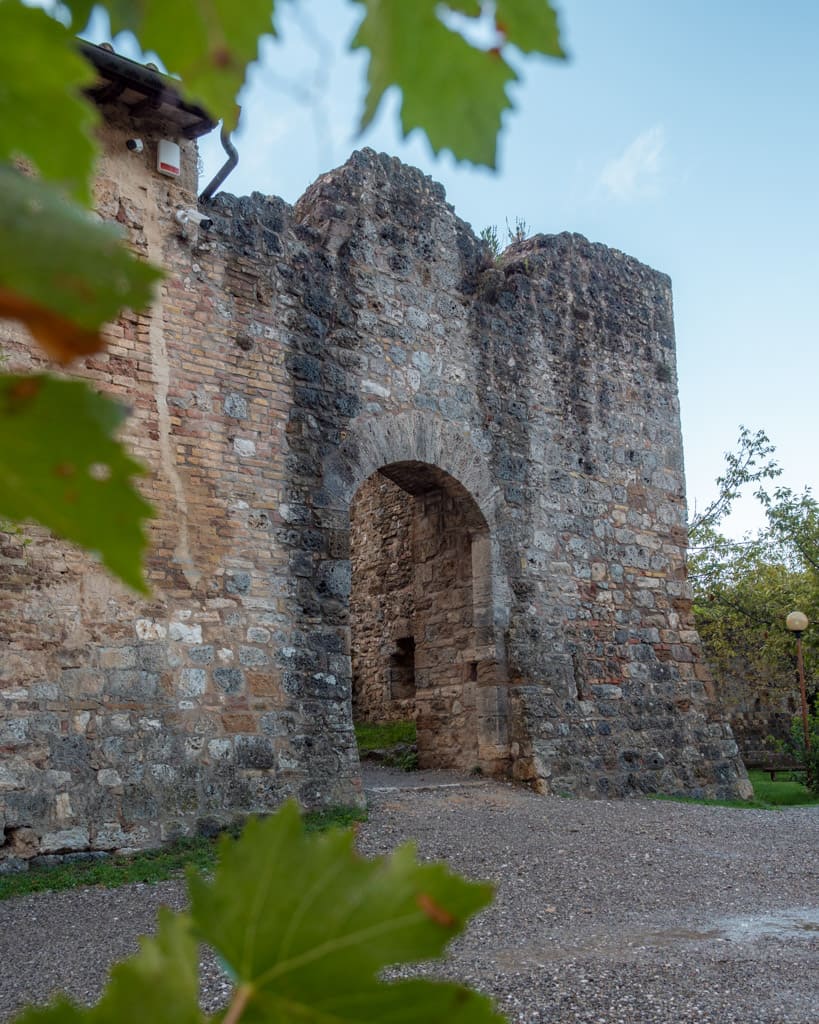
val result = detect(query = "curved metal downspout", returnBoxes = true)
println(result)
[199,128,238,203]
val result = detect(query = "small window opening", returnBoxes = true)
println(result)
[389,637,416,699]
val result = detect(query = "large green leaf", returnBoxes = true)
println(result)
[0,374,153,592]
[68,0,276,128]
[0,2,99,204]
[189,802,501,1022]
[351,0,565,168]
[352,0,515,169]
[0,168,162,361]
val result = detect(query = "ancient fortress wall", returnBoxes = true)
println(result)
[0,89,751,866]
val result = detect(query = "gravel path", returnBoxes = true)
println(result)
[0,767,816,1023]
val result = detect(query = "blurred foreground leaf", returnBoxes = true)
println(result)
[0,169,162,363]
[0,2,98,204]
[352,0,565,168]
[0,374,153,592]
[188,802,502,1022]
[11,804,502,1024]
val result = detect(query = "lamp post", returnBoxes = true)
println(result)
[785,612,812,778]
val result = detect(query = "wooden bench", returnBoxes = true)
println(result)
[744,760,805,781]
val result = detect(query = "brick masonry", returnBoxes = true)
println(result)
[0,93,752,866]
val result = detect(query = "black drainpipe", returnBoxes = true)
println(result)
[199,128,238,203]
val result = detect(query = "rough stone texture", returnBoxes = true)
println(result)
[0,92,751,862]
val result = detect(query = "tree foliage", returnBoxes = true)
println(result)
[689,427,819,710]
[0,0,565,590]
[13,804,502,1024]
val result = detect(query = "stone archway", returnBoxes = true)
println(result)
[318,412,513,777]
[349,462,503,771]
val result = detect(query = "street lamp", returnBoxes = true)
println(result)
[785,611,812,779]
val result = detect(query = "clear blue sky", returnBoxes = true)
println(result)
[96,1,819,538]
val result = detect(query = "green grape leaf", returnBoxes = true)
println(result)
[495,0,565,56]
[189,802,500,1022]
[0,374,154,593]
[351,0,566,168]
[352,0,516,169]
[0,169,162,362]
[68,1,276,129]
[0,2,99,204]
[14,1001,88,1024]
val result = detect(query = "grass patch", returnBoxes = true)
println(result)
[747,770,819,807]
[303,805,368,833]
[0,805,367,901]
[650,770,819,811]
[354,719,416,753]
[0,836,217,901]
[355,720,418,771]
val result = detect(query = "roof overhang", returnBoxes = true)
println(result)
[79,41,217,139]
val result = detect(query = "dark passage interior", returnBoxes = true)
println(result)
[349,462,496,770]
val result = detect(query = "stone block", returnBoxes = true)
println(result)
[225,573,251,595]
[239,646,268,667]
[169,622,203,644]
[179,668,206,697]
[99,647,137,669]
[214,667,245,694]
[235,735,276,769]
[40,827,90,854]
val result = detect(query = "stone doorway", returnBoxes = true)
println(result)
[349,461,508,773]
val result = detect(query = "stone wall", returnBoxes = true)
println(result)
[0,92,753,867]
[350,474,415,724]
[716,666,801,764]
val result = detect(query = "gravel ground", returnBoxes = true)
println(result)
[0,766,816,1023]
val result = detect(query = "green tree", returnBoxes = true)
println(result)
[689,428,819,736]
[0,0,566,590]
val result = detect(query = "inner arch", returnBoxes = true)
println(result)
[350,461,506,773]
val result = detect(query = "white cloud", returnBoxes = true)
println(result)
[599,125,666,202]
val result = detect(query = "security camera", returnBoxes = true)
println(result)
[175,208,214,230]
[126,138,144,153]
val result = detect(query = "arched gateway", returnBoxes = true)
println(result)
[350,463,507,773]
[320,413,512,776]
